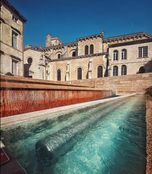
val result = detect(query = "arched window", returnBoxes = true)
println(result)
[72,51,76,57]
[77,67,82,80]
[58,54,61,59]
[113,50,119,60]
[97,66,103,78]
[122,49,127,59]
[138,66,145,73]
[113,66,118,76]
[85,45,89,55]
[27,57,33,64]
[90,44,94,54]
[121,65,127,75]
[57,69,61,81]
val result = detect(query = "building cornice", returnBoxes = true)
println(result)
[109,38,152,48]
[50,52,107,62]
[104,32,152,43]
[77,33,104,41]
[1,0,27,23]
[24,32,152,52]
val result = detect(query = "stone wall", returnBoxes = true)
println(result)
[0,1,25,76]
[0,75,112,117]
[68,73,152,94]
[146,87,152,174]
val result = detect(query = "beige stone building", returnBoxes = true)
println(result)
[24,32,152,81]
[105,32,152,76]
[0,0,26,76]
[24,33,108,81]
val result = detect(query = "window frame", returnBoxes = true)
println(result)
[77,67,82,80]
[57,69,61,81]
[121,49,127,60]
[97,65,103,78]
[113,50,119,61]
[113,66,118,76]
[138,46,148,58]
[90,44,94,54]
[57,53,61,59]
[85,45,89,55]
[12,59,18,75]
[72,51,76,57]
[121,65,127,75]
[12,30,18,49]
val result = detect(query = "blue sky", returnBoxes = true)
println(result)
[10,0,152,47]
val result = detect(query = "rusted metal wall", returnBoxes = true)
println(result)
[0,76,112,117]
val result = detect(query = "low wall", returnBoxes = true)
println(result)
[0,75,112,117]
[68,73,152,94]
[146,87,152,174]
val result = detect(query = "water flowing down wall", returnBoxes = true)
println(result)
[35,98,127,165]
[0,75,113,117]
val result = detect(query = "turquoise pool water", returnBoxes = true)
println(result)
[2,95,146,174]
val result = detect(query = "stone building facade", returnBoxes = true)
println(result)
[104,33,152,76]
[0,0,26,76]
[24,32,152,81]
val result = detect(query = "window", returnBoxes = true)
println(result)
[12,59,18,75]
[12,15,18,22]
[12,31,18,48]
[138,66,145,73]
[27,57,33,64]
[122,49,127,60]
[113,50,119,60]
[113,66,118,76]
[90,44,94,54]
[77,67,82,80]
[97,66,103,78]
[57,69,61,81]
[121,65,127,75]
[85,45,89,55]
[138,46,148,58]
[72,51,76,57]
[57,54,61,59]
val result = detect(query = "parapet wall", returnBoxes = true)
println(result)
[0,75,112,117]
[68,73,152,94]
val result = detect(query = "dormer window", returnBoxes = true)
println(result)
[12,15,18,22]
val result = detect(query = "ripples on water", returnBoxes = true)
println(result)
[2,95,146,174]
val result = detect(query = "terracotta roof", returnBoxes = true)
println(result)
[77,33,104,41]
[104,32,152,43]
[1,0,27,22]
[24,46,44,52]
[24,32,152,52]
[44,41,77,51]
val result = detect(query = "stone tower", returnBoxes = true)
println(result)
[46,34,52,47]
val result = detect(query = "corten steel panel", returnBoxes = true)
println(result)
[0,75,112,117]
[0,89,112,117]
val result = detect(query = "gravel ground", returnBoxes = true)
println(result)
[146,94,152,174]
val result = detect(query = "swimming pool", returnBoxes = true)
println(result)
[2,95,146,174]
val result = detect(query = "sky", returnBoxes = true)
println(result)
[10,0,152,47]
